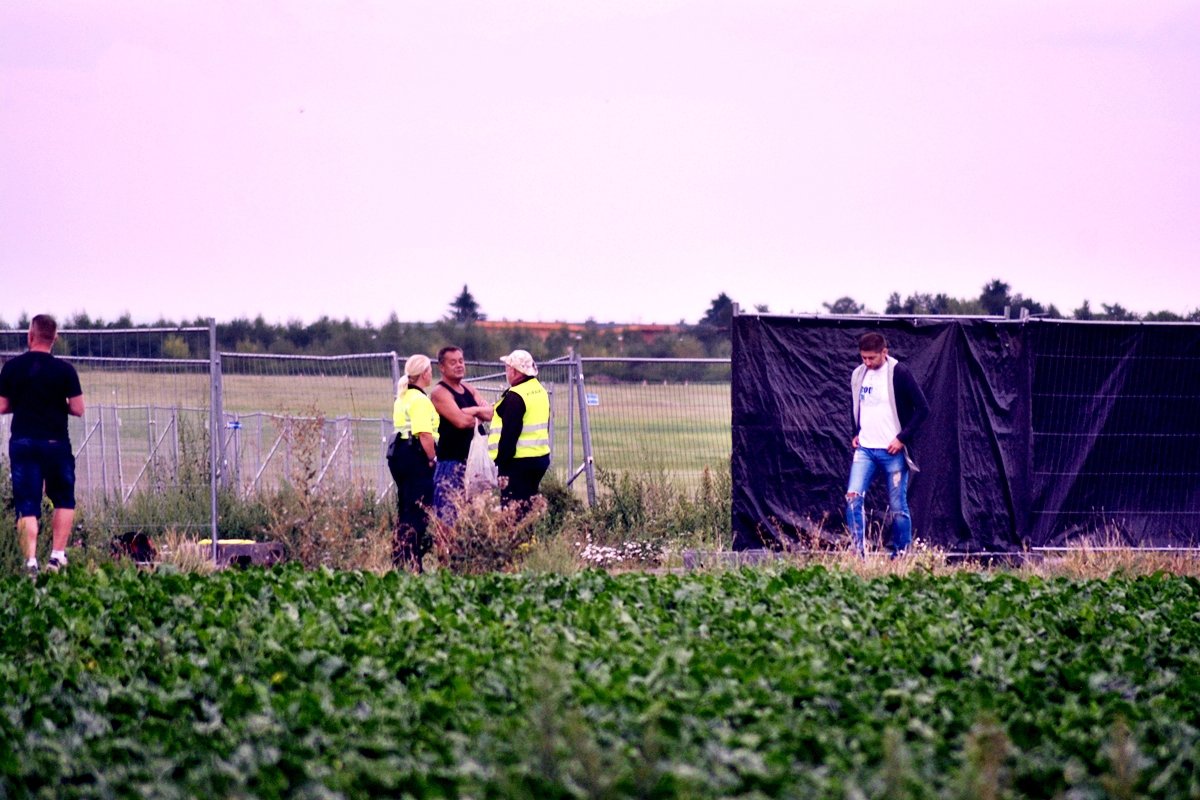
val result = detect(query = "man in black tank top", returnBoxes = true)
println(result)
[430,346,493,522]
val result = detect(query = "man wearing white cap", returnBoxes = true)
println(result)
[488,349,551,511]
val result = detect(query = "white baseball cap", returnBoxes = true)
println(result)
[500,349,538,377]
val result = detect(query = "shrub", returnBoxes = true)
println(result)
[260,412,391,571]
[430,490,547,574]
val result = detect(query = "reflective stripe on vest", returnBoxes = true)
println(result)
[488,378,551,459]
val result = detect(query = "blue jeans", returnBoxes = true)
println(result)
[845,447,911,556]
[432,460,466,524]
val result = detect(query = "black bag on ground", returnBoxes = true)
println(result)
[110,531,158,564]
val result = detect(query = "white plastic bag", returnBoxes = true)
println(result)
[465,423,498,497]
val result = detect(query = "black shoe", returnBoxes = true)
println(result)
[46,556,67,573]
[26,562,39,579]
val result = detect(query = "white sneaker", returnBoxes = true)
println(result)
[46,555,67,573]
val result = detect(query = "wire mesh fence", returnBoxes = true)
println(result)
[218,353,398,498]
[577,358,730,488]
[2,330,734,537]
[463,357,733,492]
[1,327,216,534]
[1029,321,1200,541]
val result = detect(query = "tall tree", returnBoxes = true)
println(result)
[1100,303,1138,321]
[700,292,735,329]
[979,280,1012,316]
[447,285,485,323]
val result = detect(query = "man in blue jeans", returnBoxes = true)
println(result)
[429,345,492,524]
[0,315,86,576]
[846,332,928,557]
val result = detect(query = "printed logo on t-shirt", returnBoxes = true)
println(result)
[860,373,885,408]
[858,368,898,448]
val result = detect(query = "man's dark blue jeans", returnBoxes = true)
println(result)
[9,437,75,517]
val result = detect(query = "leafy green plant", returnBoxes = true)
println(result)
[2,567,1200,798]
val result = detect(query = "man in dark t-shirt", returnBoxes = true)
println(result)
[0,315,85,576]
[429,346,493,523]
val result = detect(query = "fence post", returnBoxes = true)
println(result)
[99,407,109,499]
[114,403,125,499]
[380,416,391,499]
[146,405,155,486]
[567,348,576,483]
[171,407,180,484]
[389,351,401,395]
[572,350,597,506]
[208,318,220,560]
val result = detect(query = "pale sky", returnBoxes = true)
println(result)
[2,1,1198,326]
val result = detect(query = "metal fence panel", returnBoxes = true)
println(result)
[3,336,732,529]
[1,327,215,534]
[578,358,730,488]
[218,352,398,497]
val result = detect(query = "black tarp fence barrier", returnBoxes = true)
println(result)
[732,315,1200,551]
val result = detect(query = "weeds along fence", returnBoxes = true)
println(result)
[1,324,733,539]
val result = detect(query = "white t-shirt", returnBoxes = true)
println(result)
[857,366,900,448]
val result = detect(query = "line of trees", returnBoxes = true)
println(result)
[2,281,1195,361]
[0,286,732,361]
[817,279,1200,322]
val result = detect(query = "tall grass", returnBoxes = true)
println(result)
[5,446,1200,579]
[260,412,393,571]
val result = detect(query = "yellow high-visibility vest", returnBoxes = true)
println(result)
[393,387,439,441]
[488,378,550,460]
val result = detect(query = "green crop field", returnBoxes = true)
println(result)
[2,566,1197,799]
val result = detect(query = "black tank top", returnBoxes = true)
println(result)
[436,381,476,461]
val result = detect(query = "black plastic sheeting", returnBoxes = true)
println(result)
[732,316,1200,551]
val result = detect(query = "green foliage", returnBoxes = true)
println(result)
[24,285,1196,363]
[586,465,730,546]
[884,282,1061,318]
[700,292,735,328]
[160,334,191,359]
[1,568,1198,798]
[260,413,392,570]
[431,493,546,574]
[823,296,865,315]
[0,456,13,572]
[886,291,979,316]
[979,279,1012,316]
[519,465,731,569]
[446,284,486,323]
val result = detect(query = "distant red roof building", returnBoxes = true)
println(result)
[476,320,684,344]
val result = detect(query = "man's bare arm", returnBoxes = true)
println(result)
[466,385,494,421]
[430,385,476,429]
[68,394,85,417]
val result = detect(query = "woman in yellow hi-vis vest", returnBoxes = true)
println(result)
[387,354,439,569]
[488,349,550,512]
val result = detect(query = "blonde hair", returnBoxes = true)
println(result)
[397,354,432,393]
